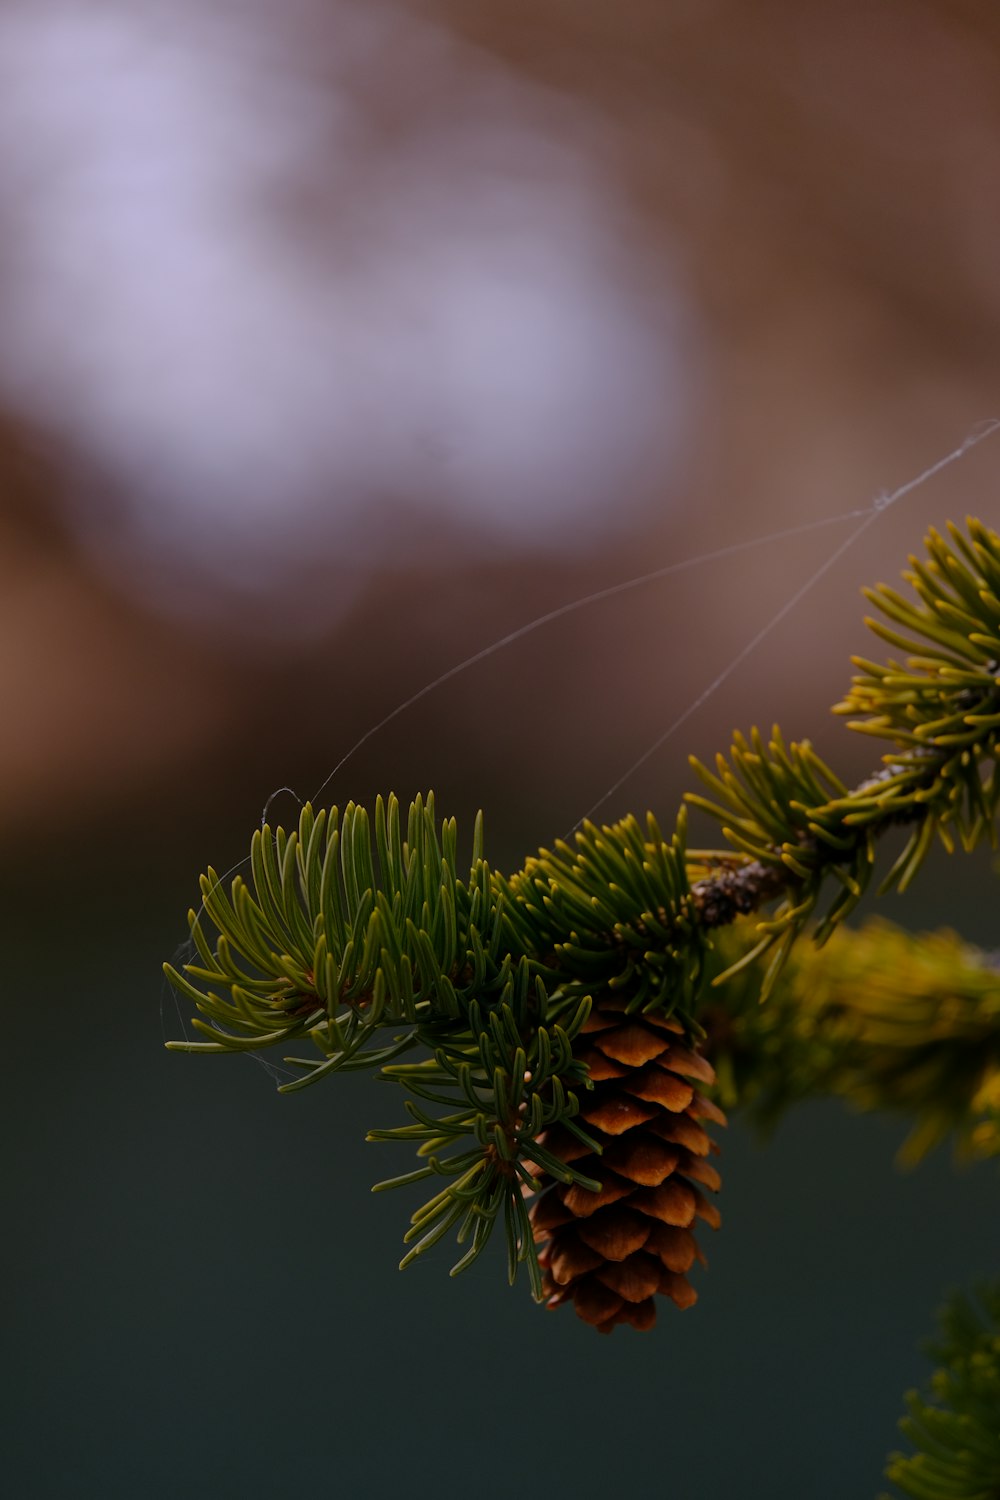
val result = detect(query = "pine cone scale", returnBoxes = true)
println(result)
[575,1206,652,1260]
[580,1095,660,1133]
[632,1178,697,1226]
[600,1133,681,1184]
[561,1172,631,1217]
[644,1221,699,1272]
[548,1233,605,1284]
[578,1048,628,1080]
[596,1252,664,1302]
[594,1023,672,1066]
[624,1067,696,1111]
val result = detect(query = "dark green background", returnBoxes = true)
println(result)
[5,811,997,1500]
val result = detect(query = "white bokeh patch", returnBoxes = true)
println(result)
[0,0,694,621]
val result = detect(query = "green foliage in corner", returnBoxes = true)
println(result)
[884,1283,1000,1500]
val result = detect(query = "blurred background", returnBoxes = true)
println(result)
[3,1,999,1495]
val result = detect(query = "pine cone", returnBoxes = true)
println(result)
[528,998,725,1333]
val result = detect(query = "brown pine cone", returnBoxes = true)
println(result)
[528,998,725,1333]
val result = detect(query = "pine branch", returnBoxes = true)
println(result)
[163,516,1000,1334]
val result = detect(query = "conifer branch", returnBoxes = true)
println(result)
[164,516,1000,1356]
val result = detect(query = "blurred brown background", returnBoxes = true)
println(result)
[3,2,999,1496]
[4,0,1000,865]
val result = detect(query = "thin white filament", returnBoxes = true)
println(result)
[297,507,872,822]
[567,417,1000,834]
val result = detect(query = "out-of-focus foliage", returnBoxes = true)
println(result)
[703,917,1000,1165]
[884,1283,1000,1500]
